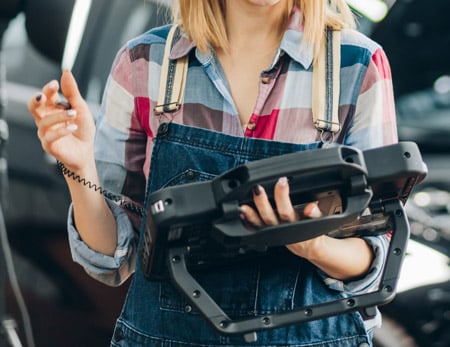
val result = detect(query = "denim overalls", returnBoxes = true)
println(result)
[110,122,372,347]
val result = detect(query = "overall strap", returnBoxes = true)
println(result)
[155,25,341,136]
[312,29,341,135]
[154,25,188,114]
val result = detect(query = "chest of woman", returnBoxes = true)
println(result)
[150,56,333,145]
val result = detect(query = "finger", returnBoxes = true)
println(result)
[37,109,78,130]
[252,185,279,225]
[42,80,61,106]
[28,92,59,120]
[303,202,322,219]
[239,205,264,228]
[60,70,86,110]
[274,177,298,222]
[28,79,61,119]
[38,122,78,153]
[37,109,78,143]
[28,93,44,119]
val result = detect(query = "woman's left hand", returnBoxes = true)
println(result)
[239,177,374,280]
[239,177,325,259]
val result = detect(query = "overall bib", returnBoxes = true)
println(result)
[110,122,371,347]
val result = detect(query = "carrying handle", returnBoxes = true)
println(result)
[167,199,409,340]
[212,145,367,204]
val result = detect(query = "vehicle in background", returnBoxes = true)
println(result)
[2,1,169,345]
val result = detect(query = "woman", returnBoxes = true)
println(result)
[28,1,397,346]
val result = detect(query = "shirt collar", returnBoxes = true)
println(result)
[169,6,313,69]
[168,32,219,67]
[279,6,314,69]
[169,34,196,60]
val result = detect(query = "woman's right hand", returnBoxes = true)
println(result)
[29,70,119,256]
[27,70,96,172]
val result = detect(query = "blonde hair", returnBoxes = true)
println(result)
[170,0,355,58]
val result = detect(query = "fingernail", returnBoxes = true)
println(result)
[35,94,42,102]
[67,124,78,132]
[67,109,77,117]
[277,177,288,186]
[309,204,322,218]
[49,80,58,89]
[253,185,261,196]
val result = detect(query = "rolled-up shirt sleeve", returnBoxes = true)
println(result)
[67,199,137,286]
[319,234,390,294]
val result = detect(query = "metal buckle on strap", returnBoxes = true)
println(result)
[314,119,341,133]
[319,129,336,147]
[154,102,182,115]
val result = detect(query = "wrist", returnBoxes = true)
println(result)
[287,235,327,260]
[59,157,100,190]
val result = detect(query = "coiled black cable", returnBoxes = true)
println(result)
[57,160,145,217]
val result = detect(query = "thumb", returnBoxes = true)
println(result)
[60,70,84,108]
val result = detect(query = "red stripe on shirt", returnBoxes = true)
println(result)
[247,110,280,140]
[134,97,153,137]
[372,48,392,80]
